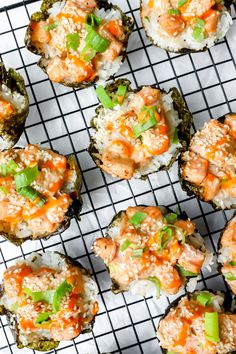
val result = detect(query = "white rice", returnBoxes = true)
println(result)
[0,83,26,112]
[141,0,233,52]
[92,90,182,179]
[0,252,98,346]
[213,189,236,210]
[218,215,236,265]
[44,1,124,83]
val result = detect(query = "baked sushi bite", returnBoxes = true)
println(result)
[0,144,82,245]
[25,0,133,87]
[141,0,233,53]
[180,114,236,209]
[93,205,210,297]
[218,215,236,295]
[89,79,192,179]
[0,62,29,150]
[157,290,236,354]
[0,252,99,351]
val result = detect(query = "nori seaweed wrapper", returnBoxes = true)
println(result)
[140,0,234,54]
[0,62,29,150]
[158,290,236,354]
[0,252,97,351]
[89,79,192,180]
[24,0,134,88]
[96,205,205,295]
[0,147,83,246]
[179,114,236,210]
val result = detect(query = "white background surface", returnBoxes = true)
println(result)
[0,0,236,353]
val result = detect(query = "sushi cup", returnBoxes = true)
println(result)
[218,214,236,296]
[25,0,134,87]
[179,114,236,210]
[0,252,99,351]
[92,205,212,298]
[157,290,236,354]
[0,62,29,150]
[0,144,82,245]
[141,0,234,53]
[89,79,192,180]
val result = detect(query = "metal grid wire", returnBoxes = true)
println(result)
[0,0,236,353]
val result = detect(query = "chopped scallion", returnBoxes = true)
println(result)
[18,186,39,201]
[80,45,96,62]
[96,86,114,109]
[14,164,38,189]
[85,28,110,53]
[148,276,161,298]
[121,239,131,252]
[132,248,143,258]
[178,0,188,6]
[132,114,157,139]
[37,197,46,208]
[229,261,236,266]
[66,33,79,51]
[0,164,6,176]
[172,128,179,144]
[7,159,18,170]
[204,312,219,343]
[168,9,180,15]
[35,312,52,324]
[224,272,236,281]
[164,213,178,224]
[44,21,59,31]
[0,186,8,195]
[128,212,147,228]
[196,291,213,307]
[86,14,102,27]
[116,84,127,105]
[52,280,73,313]
[192,27,204,43]
[195,18,205,29]
[176,263,197,277]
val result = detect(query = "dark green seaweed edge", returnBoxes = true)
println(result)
[24,0,134,88]
[0,62,29,149]
[140,1,234,54]
[179,114,236,210]
[0,147,83,246]
[217,213,236,295]
[95,204,205,295]
[88,78,192,180]
[158,290,236,354]
[0,251,97,351]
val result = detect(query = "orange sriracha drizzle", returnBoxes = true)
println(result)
[0,98,14,119]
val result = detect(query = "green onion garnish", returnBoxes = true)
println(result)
[159,227,173,249]
[44,21,59,31]
[35,312,52,324]
[192,27,204,43]
[132,248,143,258]
[121,239,137,251]
[195,18,205,29]
[164,213,178,224]
[80,44,96,62]
[37,197,46,208]
[96,86,114,109]
[7,159,18,170]
[229,261,236,266]
[86,14,102,28]
[18,186,39,201]
[178,0,188,6]
[132,114,157,139]
[168,9,180,15]
[172,128,179,144]
[196,291,213,307]
[0,164,6,176]
[128,212,147,228]
[224,272,236,281]
[52,280,73,313]
[14,164,38,189]
[204,312,220,343]
[85,27,110,53]
[23,288,55,304]
[116,84,127,105]
[66,33,79,51]
[176,264,197,277]
[0,186,8,195]
[148,277,161,298]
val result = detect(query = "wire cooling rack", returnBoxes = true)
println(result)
[0,0,236,353]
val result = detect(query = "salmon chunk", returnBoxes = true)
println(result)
[102,151,135,179]
[93,238,117,263]
[201,173,221,201]
[182,152,208,185]
[221,218,236,248]
[179,0,216,18]
[178,243,205,274]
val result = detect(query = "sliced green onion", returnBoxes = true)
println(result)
[128,212,147,228]
[172,128,179,144]
[195,18,205,29]
[96,86,114,109]
[18,186,39,201]
[9,302,19,312]
[85,28,110,53]
[168,9,180,15]
[66,33,79,51]
[148,277,161,298]
[121,239,137,251]
[23,288,55,304]
[164,213,178,224]
[160,227,173,249]
[0,186,8,195]
[176,264,197,277]
[116,84,127,105]
[196,291,213,307]
[44,21,59,31]
[52,280,73,313]
[37,197,46,208]
[178,0,188,6]
[132,114,157,139]
[192,27,204,43]
[0,164,6,176]
[35,312,52,324]
[224,272,236,281]
[229,261,236,266]
[132,248,143,259]
[80,44,96,62]
[86,14,102,28]
[14,164,38,189]
[204,312,219,343]
[7,159,18,170]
